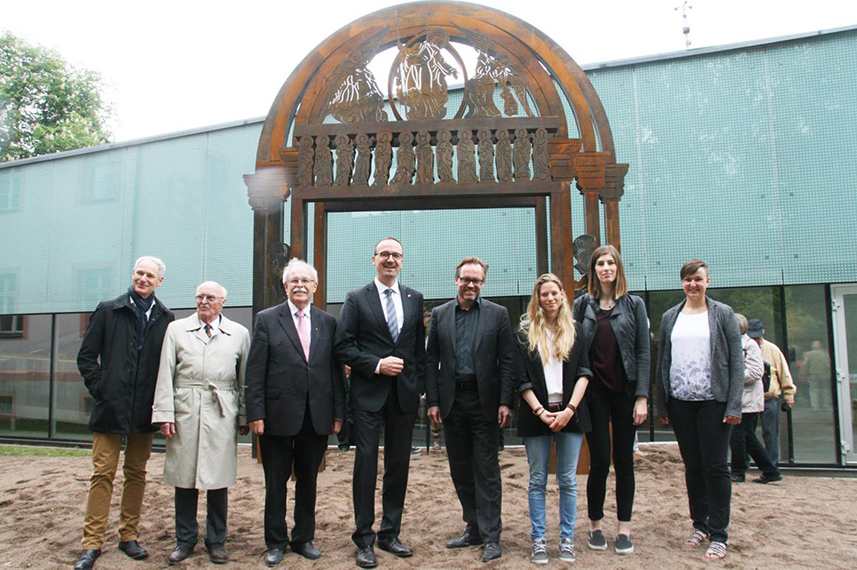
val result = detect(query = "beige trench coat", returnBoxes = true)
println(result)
[153,313,250,489]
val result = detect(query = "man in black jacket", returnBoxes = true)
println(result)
[74,257,174,570]
[245,258,345,567]
[334,237,425,569]
[425,257,515,563]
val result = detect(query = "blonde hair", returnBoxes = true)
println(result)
[587,244,628,300]
[520,273,576,364]
[735,313,748,334]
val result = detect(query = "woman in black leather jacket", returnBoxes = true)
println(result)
[572,245,650,556]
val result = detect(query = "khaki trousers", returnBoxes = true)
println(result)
[82,431,154,549]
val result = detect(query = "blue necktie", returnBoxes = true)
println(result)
[384,288,399,342]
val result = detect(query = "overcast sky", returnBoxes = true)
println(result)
[4,0,856,142]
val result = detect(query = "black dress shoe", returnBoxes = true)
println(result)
[482,542,502,562]
[74,549,101,570]
[378,537,413,558]
[206,543,229,565]
[265,547,284,567]
[291,541,322,560]
[355,546,378,568]
[168,544,193,565]
[730,473,745,483]
[447,530,484,548]
[118,540,148,560]
[753,473,783,484]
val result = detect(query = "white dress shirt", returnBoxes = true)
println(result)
[374,277,404,333]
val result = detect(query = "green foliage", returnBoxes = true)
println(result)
[0,32,111,162]
[0,444,90,457]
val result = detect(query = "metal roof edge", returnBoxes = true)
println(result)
[580,23,857,71]
[0,116,267,169]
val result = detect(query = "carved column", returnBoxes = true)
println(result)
[575,151,611,246]
[601,163,629,250]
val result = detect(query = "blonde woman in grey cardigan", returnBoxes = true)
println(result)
[655,260,743,561]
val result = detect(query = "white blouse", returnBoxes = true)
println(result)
[669,311,714,401]
[544,330,563,404]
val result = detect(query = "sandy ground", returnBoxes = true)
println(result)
[1,443,855,569]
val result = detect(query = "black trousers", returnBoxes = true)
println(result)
[443,384,502,543]
[350,382,417,548]
[174,487,227,547]
[585,381,637,522]
[259,408,328,550]
[730,411,780,478]
[668,399,733,544]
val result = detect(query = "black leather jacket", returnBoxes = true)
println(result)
[573,293,651,399]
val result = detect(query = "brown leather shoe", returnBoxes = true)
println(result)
[206,543,229,565]
[168,544,193,565]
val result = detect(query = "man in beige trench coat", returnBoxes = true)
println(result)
[152,281,250,566]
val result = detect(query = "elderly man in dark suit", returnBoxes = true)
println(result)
[74,256,175,570]
[426,256,516,563]
[334,237,426,569]
[245,258,345,568]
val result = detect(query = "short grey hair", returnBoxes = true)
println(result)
[134,256,166,277]
[196,281,227,299]
[282,258,318,284]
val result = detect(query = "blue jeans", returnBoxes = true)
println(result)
[523,432,584,541]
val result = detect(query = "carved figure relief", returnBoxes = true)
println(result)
[390,131,416,187]
[478,128,495,183]
[353,133,373,186]
[415,130,434,185]
[436,130,455,185]
[297,136,315,187]
[314,135,333,186]
[532,128,551,180]
[324,27,390,123]
[513,127,531,182]
[495,129,513,182]
[454,24,535,119]
[394,29,458,120]
[372,132,393,186]
[334,134,354,186]
[457,130,479,184]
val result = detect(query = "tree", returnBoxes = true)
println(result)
[0,32,111,162]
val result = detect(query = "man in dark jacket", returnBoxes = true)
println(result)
[425,257,515,563]
[74,257,174,570]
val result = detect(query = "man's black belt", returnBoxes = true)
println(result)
[455,375,478,391]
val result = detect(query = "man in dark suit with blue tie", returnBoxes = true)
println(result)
[334,237,426,569]
[245,258,345,568]
[426,256,516,563]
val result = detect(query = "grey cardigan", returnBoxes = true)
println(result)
[573,293,651,399]
[655,296,744,419]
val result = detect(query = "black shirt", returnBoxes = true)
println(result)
[454,298,481,376]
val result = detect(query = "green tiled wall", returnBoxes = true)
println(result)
[2,29,857,314]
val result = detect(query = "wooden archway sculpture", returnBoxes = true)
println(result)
[245,1,629,313]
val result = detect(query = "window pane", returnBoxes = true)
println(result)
[53,313,93,440]
[786,285,836,463]
[0,314,50,437]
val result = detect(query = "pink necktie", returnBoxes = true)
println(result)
[296,309,310,360]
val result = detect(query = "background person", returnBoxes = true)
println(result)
[152,281,250,565]
[515,274,591,564]
[425,257,515,563]
[746,318,795,466]
[728,314,781,484]
[655,259,743,561]
[245,259,345,567]
[334,237,426,569]
[74,256,174,570]
[572,244,650,555]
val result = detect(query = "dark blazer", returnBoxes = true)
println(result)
[515,323,592,437]
[245,303,345,436]
[655,296,744,419]
[77,292,174,434]
[334,282,425,414]
[573,293,651,399]
[425,298,516,420]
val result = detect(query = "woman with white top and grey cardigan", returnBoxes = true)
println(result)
[655,259,743,561]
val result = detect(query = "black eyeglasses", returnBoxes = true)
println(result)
[375,251,403,260]
[458,277,484,286]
